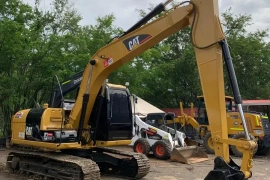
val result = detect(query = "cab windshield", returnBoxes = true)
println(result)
[196,97,237,118]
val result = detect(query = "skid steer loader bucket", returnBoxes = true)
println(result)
[170,138,209,164]
[184,137,198,146]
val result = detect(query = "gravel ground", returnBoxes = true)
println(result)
[0,146,269,180]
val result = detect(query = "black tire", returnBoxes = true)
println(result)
[256,146,270,156]
[133,138,151,156]
[230,132,258,157]
[203,131,215,154]
[256,139,270,156]
[152,139,172,160]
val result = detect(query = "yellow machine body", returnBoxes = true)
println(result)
[167,96,270,157]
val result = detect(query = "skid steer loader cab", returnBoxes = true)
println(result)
[144,113,209,164]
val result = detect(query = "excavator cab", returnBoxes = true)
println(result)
[225,96,235,112]
[48,73,134,141]
[48,74,133,142]
[195,96,209,125]
[196,96,235,125]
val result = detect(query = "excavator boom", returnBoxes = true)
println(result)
[68,2,192,130]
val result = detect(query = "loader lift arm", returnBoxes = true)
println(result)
[8,0,256,179]
[175,102,201,131]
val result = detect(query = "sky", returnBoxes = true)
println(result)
[22,0,270,37]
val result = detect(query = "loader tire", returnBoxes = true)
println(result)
[256,146,270,156]
[203,132,214,154]
[152,139,172,160]
[230,132,258,157]
[255,138,270,156]
[133,138,151,156]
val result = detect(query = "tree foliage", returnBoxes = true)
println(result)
[0,0,121,137]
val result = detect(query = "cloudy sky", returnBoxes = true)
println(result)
[22,0,270,36]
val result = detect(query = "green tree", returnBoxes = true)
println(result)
[222,9,270,99]
[0,0,35,137]
[0,0,122,137]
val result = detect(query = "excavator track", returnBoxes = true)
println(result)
[6,150,100,180]
[6,145,150,180]
[95,147,150,179]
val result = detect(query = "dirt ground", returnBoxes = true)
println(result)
[0,146,269,180]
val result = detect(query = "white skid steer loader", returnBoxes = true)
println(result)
[129,95,208,164]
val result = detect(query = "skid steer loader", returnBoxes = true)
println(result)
[129,95,208,164]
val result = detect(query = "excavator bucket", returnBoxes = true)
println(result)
[170,138,209,164]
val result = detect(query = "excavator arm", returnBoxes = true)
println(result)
[62,0,255,179]
[48,70,83,108]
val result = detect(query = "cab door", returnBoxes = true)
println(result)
[108,88,133,140]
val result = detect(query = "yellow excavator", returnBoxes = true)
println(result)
[193,96,270,156]
[6,0,257,179]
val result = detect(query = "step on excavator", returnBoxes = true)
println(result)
[6,0,257,179]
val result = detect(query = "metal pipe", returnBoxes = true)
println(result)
[120,3,166,38]
[237,104,250,140]
[85,65,94,94]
